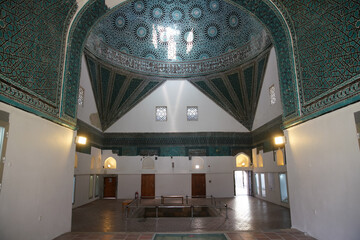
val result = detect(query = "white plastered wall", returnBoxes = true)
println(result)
[105,80,249,133]
[100,150,238,199]
[0,102,75,240]
[77,55,101,131]
[252,47,283,130]
[252,149,288,208]
[285,102,360,240]
[73,147,102,208]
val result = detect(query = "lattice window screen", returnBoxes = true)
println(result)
[156,106,167,121]
[187,106,198,121]
[78,86,85,107]
[269,85,276,105]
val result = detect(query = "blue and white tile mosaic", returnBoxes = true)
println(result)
[87,0,269,63]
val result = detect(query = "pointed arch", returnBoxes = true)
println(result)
[64,0,299,127]
[104,157,117,169]
[235,153,250,167]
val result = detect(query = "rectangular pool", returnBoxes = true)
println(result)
[153,233,228,240]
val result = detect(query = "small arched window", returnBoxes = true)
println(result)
[276,149,285,166]
[235,153,250,167]
[192,157,204,170]
[142,157,155,169]
[258,153,264,167]
[74,153,78,168]
[90,156,95,169]
[104,157,117,169]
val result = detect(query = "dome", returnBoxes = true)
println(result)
[85,0,271,77]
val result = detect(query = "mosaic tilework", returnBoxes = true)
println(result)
[89,0,269,62]
[1,0,358,131]
[0,0,77,126]
[77,118,282,156]
[85,51,165,130]
[103,132,252,149]
[230,0,299,120]
[62,0,108,120]
[276,0,360,123]
[189,48,270,130]
[85,33,272,77]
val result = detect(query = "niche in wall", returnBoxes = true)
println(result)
[74,153,78,168]
[354,111,360,149]
[192,156,204,170]
[235,153,250,167]
[276,149,284,166]
[104,157,117,169]
[142,157,155,169]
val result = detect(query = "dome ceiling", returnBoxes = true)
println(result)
[85,0,271,77]
[83,0,273,131]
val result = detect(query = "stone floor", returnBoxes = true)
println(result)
[54,196,316,240]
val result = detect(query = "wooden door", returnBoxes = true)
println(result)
[192,174,206,197]
[103,177,117,198]
[141,174,155,199]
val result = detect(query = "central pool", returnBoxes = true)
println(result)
[153,233,228,240]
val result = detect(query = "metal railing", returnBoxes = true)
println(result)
[125,195,228,219]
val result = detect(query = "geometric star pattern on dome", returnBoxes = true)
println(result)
[89,0,268,63]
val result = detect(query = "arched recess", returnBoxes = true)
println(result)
[74,153,78,168]
[63,0,299,124]
[142,157,155,169]
[104,157,117,169]
[276,149,285,166]
[192,157,205,170]
[235,153,250,167]
[258,153,264,167]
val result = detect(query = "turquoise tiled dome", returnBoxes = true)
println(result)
[86,0,270,68]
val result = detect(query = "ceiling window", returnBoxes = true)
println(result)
[269,85,276,105]
[187,106,198,121]
[156,106,167,121]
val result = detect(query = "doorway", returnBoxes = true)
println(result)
[234,171,249,196]
[103,176,117,198]
[141,174,155,199]
[192,173,206,197]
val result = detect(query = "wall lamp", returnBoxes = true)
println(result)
[274,136,286,146]
[75,136,87,145]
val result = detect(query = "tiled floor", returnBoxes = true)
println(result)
[54,196,316,240]
[55,230,315,240]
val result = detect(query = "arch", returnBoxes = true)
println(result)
[276,149,285,166]
[74,153,78,168]
[142,157,155,169]
[63,0,299,125]
[96,156,102,169]
[90,156,95,169]
[235,153,250,167]
[258,153,264,167]
[192,157,205,170]
[104,157,117,169]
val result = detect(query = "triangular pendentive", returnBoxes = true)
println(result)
[84,51,165,131]
[189,48,270,131]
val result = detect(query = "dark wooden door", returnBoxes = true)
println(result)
[192,174,206,197]
[103,177,117,198]
[141,174,155,199]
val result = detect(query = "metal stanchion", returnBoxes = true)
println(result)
[225,204,228,219]
[156,206,158,218]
